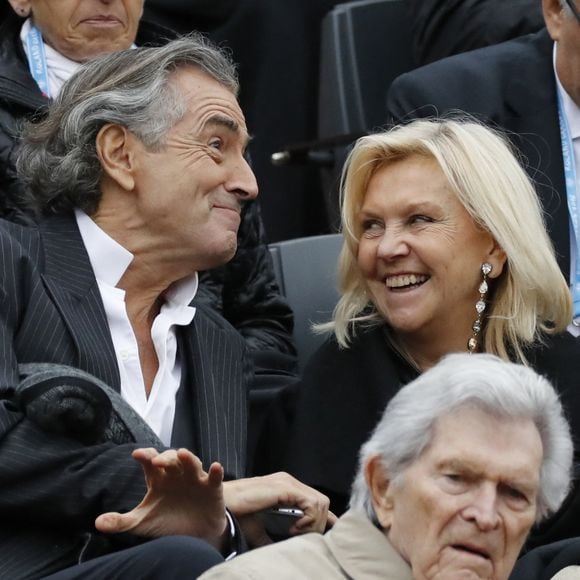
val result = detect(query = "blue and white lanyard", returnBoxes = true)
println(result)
[557,90,580,318]
[24,24,50,99]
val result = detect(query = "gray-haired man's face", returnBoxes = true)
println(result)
[104,66,258,274]
[369,406,542,580]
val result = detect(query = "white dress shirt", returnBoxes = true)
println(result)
[75,210,198,445]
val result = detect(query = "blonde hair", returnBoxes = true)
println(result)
[329,119,571,363]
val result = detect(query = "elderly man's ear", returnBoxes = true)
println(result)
[8,0,31,17]
[96,124,137,192]
[365,455,396,530]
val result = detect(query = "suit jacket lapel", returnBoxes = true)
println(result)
[39,214,121,390]
[173,312,246,479]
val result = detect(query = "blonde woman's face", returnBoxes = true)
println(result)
[356,155,504,354]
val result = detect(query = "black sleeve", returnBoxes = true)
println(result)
[525,332,580,549]
[284,327,405,515]
[198,200,297,358]
[0,109,34,222]
[0,400,148,530]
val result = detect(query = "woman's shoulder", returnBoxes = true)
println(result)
[526,331,580,372]
[526,332,580,417]
[302,322,416,388]
[306,323,393,365]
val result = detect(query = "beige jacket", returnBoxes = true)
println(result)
[200,510,414,579]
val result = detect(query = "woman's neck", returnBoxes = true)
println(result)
[397,331,477,371]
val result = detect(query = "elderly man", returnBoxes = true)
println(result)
[0,35,330,580]
[388,0,579,316]
[200,353,574,580]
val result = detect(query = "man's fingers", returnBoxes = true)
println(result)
[132,447,159,462]
[326,510,338,528]
[174,448,205,474]
[95,511,136,534]
[207,462,224,488]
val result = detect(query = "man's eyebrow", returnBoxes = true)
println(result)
[438,459,538,495]
[438,459,478,475]
[204,114,252,148]
[205,114,239,132]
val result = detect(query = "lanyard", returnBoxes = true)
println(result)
[24,24,50,99]
[557,90,580,318]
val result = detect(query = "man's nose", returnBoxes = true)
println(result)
[228,156,258,201]
[462,485,501,531]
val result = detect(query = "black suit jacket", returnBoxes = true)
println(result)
[0,214,251,578]
[387,29,570,279]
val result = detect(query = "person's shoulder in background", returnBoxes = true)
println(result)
[407,0,544,66]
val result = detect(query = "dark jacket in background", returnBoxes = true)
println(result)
[408,0,544,66]
[510,537,580,579]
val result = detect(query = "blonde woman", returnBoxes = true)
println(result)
[287,118,580,548]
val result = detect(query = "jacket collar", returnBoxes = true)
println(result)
[326,510,414,579]
[0,13,46,111]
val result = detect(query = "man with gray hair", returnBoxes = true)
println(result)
[0,34,330,579]
[201,353,574,579]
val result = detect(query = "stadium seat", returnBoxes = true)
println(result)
[269,234,343,372]
[318,0,415,224]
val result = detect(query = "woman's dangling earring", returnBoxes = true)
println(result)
[468,262,492,353]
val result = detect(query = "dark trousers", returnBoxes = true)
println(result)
[42,536,224,580]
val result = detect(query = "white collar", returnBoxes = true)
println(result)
[74,209,199,303]
[75,209,133,287]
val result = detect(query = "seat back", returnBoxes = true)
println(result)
[319,0,414,136]
[318,0,414,223]
[269,234,343,371]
